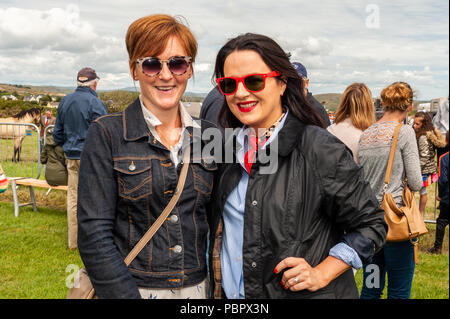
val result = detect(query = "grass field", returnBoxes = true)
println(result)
[0,129,42,179]
[0,136,448,298]
[0,203,82,298]
[0,191,448,299]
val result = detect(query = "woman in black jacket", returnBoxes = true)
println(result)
[208,33,387,299]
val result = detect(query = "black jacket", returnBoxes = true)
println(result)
[307,91,331,127]
[208,112,387,299]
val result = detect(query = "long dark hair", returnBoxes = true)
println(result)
[414,111,434,138]
[213,33,325,129]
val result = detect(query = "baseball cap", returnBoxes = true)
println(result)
[292,62,307,78]
[77,67,100,83]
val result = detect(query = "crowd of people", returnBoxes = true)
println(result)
[13,14,448,299]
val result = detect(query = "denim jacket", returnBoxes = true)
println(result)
[77,98,218,298]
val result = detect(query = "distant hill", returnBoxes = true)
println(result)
[0,83,72,96]
[313,93,431,113]
[313,93,342,112]
[0,82,434,114]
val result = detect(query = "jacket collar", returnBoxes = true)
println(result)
[75,86,98,97]
[276,111,307,157]
[123,98,203,143]
[123,98,151,141]
[225,110,307,158]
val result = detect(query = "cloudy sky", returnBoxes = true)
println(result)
[0,0,448,100]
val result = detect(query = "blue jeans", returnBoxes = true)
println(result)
[360,240,415,299]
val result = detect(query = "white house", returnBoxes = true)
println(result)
[1,94,18,100]
[46,102,60,108]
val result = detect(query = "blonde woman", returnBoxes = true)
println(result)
[327,83,375,163]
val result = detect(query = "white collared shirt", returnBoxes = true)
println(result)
[139,95,200,166]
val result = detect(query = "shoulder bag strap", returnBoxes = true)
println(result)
[123,144,191,266]
[383,123,403,194]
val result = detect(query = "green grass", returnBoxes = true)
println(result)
[354,222,449,299]
[0,197,448,299]
[0,202,83,298]
[0,156,448,299]
[1,130,42,179]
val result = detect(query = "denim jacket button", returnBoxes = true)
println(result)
[252,200,258,206]
[170,215,179,223]
[173,245,182,253]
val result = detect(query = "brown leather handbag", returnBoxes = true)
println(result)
[381,124,428,261]
[67,145,191,299]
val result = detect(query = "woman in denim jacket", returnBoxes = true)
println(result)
[77,14,217,299]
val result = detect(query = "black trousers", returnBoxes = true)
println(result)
[434,202,449,248]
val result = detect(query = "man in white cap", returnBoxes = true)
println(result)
[53,67,107,249]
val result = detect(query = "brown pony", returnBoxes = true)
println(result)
[0,108,42,162]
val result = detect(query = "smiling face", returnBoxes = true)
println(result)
[223,50,286,132]
[133,35,192,115]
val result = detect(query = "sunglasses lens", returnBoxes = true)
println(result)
[219,78,237,94]
[244,75,265,92]
[168,57,189,75]
[141,58,162,76]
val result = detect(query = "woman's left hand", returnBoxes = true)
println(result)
[274,257,327,292]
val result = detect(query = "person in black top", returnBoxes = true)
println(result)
[292,61,330,127]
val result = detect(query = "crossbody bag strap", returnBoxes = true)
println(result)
[123,144,191,266]
[383,123,403,194]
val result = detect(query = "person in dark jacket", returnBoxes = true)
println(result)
[40,131,68,186]
[53,67,107,249]
[292,61,331,127]
[208,33,386,299]
[428,130,449,254]
[77,14,216,299]
[199,86,225,133]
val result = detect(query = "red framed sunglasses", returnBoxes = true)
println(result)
[216,71,280,95]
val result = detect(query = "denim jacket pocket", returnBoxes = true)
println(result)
[114,159,152,200]
[192,159,217,195]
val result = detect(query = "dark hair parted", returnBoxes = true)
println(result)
[213,33,325,129]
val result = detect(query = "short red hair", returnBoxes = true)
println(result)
[126,14,197,76]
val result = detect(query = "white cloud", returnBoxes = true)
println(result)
[0,5,97,52]
[0,0,448,99]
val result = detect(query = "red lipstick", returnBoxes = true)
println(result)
[237,101,258,113]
